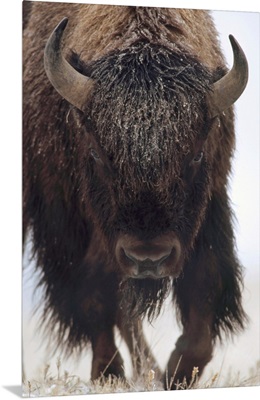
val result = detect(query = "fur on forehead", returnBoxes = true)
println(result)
[72,41,213,183]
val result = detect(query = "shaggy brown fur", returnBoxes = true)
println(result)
[23,1,247,389]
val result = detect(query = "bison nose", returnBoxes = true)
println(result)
[123,251,171,279]
[116,235,182,279]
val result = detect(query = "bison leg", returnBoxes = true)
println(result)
[117,317,160,376]
[91,328,124,380]
[166,191,246,389]
[165,307,213,389]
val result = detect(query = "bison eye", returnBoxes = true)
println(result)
[90,148,104,167]
[90,148,100,160]
[192,151,204,163]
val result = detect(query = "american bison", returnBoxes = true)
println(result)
[23,1,248,388]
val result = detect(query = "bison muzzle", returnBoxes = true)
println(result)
[116,232,182,279]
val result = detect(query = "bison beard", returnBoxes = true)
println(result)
[119,277,171,322]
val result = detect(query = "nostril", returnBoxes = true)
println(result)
[120,249,139,276]
[157,252,171,266]
[124,251,139,266]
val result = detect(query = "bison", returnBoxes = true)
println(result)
[23,1,248,389]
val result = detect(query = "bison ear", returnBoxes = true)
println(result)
[44,18,95,112]
[209,35,248,118]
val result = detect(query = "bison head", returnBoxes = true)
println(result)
[44,18,248,318]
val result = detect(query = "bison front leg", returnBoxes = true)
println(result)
[91,328,124,380]
[165,307,213,389]
[166,191,246,389]
[85,282,125,381]
[117,316,160,376]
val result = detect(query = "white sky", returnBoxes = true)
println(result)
[212,11,259,274]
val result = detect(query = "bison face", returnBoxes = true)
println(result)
[44,19,248,287]
[78,99,212,282]
[82,41,215,281]
[113,146,211,280]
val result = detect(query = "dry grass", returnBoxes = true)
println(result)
[22,356,260,397]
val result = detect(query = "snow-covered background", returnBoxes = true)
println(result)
[22,2,259,386]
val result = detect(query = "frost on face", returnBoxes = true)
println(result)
[89,41,212,187]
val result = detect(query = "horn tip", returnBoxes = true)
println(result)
[228,34,238,48]
[54,17,69,34]
[228,34,248,81]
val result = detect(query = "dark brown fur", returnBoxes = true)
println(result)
[23,1,247,388]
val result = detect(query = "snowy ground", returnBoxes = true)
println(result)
[23,265,260,388]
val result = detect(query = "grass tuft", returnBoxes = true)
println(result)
[22,357,260,397]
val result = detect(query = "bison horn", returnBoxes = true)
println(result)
[44,17,95,111]
[209,35,248,118]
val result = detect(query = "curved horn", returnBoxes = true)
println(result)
[209,35,248,118]
[44,17,95,111]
